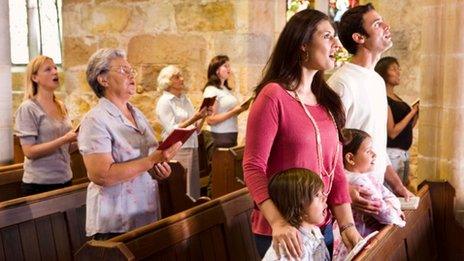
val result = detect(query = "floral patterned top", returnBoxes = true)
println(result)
[78,98,160,236]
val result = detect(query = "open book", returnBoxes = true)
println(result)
[399,196,420,210]
[157,127,196,150]
[199,96,216,110]
[345,230,379,261]
[410,98,420,107]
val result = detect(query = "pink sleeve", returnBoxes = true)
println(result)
[327,144,351,206]
[243,89,279,205]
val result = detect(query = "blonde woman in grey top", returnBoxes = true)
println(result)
[14,55,77,196]
[79,49,181,240]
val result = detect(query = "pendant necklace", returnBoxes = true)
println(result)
[294,91,339,196]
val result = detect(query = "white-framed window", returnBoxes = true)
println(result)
[8,0,62,65]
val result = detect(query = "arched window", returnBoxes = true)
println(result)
[8,0,62,65]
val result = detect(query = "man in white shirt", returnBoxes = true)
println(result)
[328,3,413,215]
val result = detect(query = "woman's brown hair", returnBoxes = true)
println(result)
[255,9,345,140]
[203,55,231,91]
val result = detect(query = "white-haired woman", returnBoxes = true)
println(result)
[14,55,77,196]
[156,65,212,200]
[78,49,182,240]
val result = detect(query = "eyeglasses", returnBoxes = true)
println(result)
[108,66,138,77]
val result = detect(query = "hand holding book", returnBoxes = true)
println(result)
[157,127,196,150]
[199,96,216,111]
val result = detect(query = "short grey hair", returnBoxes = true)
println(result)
[86,48,126,98]
[157,65,181,91]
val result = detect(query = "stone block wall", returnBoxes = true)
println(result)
[59,0,286,141]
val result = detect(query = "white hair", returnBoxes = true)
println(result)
[157,65,181,91]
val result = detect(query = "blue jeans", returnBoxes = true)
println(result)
[253,223,334,258]
[387,148,410,185]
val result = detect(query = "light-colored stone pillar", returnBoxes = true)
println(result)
[0,1,13,164]
[418,0,464,226]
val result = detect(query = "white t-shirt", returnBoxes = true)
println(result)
[328,62,391,183]
[203,85,238,133]
[156,91,198,148]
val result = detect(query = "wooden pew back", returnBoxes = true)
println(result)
[0,151,89,202]
[355,184,437,260]
[75,188,259,261]
[0,161,202,260]
[0,183,89,261]
[211,146,245,199]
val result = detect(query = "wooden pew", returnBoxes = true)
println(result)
[156,161,207,217]
[211,146,245,199]
[76,181,448,261]
[355,183,437,260]
[0,183,89,261]
[0,151,88,202]
[0,161,200,260]
[425,181,464,260]
[75,188,259,260]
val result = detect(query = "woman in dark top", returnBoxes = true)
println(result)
[375,57,418,186]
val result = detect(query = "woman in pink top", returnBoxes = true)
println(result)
[243,9,362,258]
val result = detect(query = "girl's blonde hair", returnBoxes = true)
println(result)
[24,55,67,118]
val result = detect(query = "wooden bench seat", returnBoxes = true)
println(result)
[0,151,91,202]
[355,183,437,260]
[0,182,89,261]
[75,188,259,260]
[211,146,245,199]
[77,181,459,261]
[0,161,201,260]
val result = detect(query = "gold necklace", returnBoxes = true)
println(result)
[294,91,339,196]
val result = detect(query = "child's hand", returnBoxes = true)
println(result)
[350,184,382,215]
[400,211,406,221]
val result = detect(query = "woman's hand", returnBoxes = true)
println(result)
[152,162,172,180]
[270,219,302,259]
[193,107,208,121]
[206,106,214,116]
[150,141,182,164]
[62,130,77,143]
[341,225,362,250]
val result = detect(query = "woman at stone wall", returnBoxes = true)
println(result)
[156,65,212,200]
[78,48,181,240]
[202,55,249,148]
[14,55,77,196]
[243,9,362,258]
[375,57,419,186]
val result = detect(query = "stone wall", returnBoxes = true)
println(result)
[59,0,286,141]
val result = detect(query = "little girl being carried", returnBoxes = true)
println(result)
[262,168,330,261]
[333,129,405,260]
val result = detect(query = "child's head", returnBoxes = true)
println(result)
[268,168,327,227]
[342,128,376,173]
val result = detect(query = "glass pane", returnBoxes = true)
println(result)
[39,0,62,64]
[8,0,29,64]
[287,0,315,21]
[329,0,359,22]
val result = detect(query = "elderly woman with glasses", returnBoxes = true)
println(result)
[78,48,182,240]
[156,65,212,200]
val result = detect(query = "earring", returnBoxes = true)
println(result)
[304,50,310,62]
